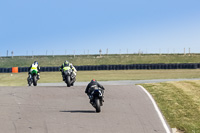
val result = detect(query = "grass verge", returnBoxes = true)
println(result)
[0,69,200,86]
[141,80,200,133]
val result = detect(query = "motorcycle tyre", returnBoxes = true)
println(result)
[66,75,71,87]
[33,75,37,86]
[95,98,101,113]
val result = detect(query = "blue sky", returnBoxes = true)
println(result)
[0,0,200,56]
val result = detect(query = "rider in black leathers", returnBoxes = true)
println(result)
[85,79,105,103]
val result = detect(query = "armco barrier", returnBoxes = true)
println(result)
[1,63,200,73]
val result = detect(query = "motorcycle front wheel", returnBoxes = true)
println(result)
[66,75,71,87]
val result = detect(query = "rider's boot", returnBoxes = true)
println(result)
[89,95,93,104]
[62,74,65,81]
[37,73,40,79]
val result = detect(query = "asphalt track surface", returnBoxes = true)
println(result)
[0,84,172,133]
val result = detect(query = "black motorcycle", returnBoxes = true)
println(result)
[89,88,104,113]
[27,70,38,86]
[63,67,76,87]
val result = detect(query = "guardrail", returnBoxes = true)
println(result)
[0,63,200,73]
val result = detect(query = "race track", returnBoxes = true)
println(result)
[0,85,171,133]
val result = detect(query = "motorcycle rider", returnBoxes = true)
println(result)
[85,79,105,104]
[59,60,77,81]
[28,61,40,79]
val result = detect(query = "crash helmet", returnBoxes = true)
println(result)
[34,61,38,65]
[64,60,69,66]
[91,79,96,82]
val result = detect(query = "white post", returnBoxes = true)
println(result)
[189,48,190,56]
[11,51,14,58]
[184,48,186,55]
[99,49,102,57]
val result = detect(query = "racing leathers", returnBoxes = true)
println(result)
[85,80,105,103]
[28,63,40,79]
[60,62,77,81]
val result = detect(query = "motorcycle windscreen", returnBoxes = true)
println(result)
[64,69,72,75]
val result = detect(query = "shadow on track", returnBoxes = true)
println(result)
[60,110,96,113]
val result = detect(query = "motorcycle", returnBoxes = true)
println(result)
[27,70,38,86]
[63,67,76,87]
[89,87,104,113]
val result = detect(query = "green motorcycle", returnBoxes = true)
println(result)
[27,70,38,86]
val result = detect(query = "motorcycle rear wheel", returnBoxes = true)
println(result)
[95,98,101,113]
[33,75,37,86]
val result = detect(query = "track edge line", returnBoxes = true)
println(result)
[137,85,171,133]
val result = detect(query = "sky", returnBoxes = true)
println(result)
[0,0,200,56]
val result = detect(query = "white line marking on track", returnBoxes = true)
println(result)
[137,85,171,133]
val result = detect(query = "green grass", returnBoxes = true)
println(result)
[141,81,200,133]
[1,69,200,86]
[1,54,200,68]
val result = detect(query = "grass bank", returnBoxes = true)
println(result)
[141,81,200,133]
[1,54,200,68]
[0,69,200,86]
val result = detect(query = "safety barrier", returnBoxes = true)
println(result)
[0,63,200,73]
[0,68,12,73]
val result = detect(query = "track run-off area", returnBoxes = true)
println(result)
[0,83,172,133]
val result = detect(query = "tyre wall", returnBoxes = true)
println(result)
[0,63,200,73]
